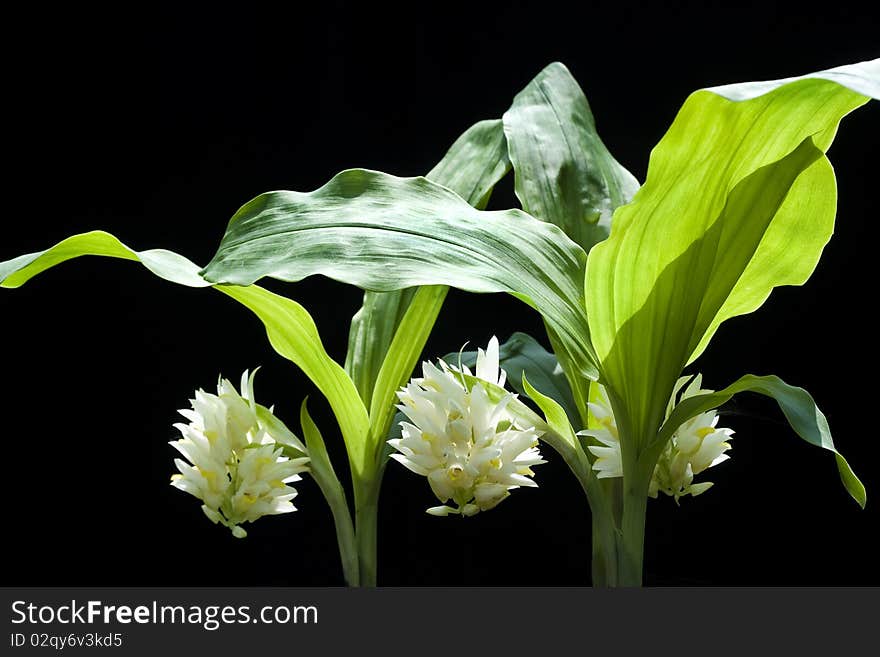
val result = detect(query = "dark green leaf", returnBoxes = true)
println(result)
[503,62,639,251]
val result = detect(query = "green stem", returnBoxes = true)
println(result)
[354,475,381,587]
[590,478,622,587]
[618,479,648,586]
[564,441,619,587]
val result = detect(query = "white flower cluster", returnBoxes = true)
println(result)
[390,337,546,516]
[169,370,309,537]
[580,375,733,502]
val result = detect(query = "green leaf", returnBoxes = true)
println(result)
[584,64,877,453]
[656,374,865,508]
[344,118,510,407]
[345,287,416,406]
[0,230,211,289]
[704,59,880,101]
[520,372,604,518]
[503,62,639,252]
[467,372,602,515]
[217,284,371,474]
[449,331,580,427]
[522,372,578,451]
[0,231,373,475]
[367,284,447,464]
[255,403,307,456]
[202,168,598,379]
[426,118,511,209]
[299,398,359,586]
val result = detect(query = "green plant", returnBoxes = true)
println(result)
[2,59,876,586]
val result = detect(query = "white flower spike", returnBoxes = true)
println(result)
[169,370,310,537]
[390,336,546,516]
[579,374,733,502]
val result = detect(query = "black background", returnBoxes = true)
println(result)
[2,2,878,586]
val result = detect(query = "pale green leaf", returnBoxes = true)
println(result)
[656,374,865,508]
[217,284,370,473]
[202,169,597,379]
[0,230,211,289]
[585,65,876,452]
[367,284,447,465]
[503,62,639,251]
[688,58,880,362]
[705,58,880,101]
[522,372,578,451]
[0,231,373,474]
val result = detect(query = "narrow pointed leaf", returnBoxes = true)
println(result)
[367,284,447,464]
[0,230,211,289]
[202,169,597,379]
[256,404,308,455]
[656,374,865,508]
[0,231,372,474]
[469,372,601,509]
[299,398,359,586]
[503,62,639,251]
[449,331,580,427]
[585,62,877,451]
[345,287,415,406]
[522,372,578,451]
[217,284,370,473]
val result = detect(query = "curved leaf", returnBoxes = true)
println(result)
[0,232,373,475]
[656,374,865,508]
[202,169,598,378]
[216,284,370,473]
[503,62,639,251]
[705,58,880,101]
[585,64,877,452]
[0,230,211,289]
[522,372,578,451]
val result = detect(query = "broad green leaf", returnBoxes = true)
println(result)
[426,118,511,209]
[299,398,359,585]
[202,169,598,379]
[0,231,373,474]
[449,331,580,427]
[656,374,865,508]
[705,59,880,102]
[345,118,510,407]
[585,64,877,454]
[503,62,639,251]
[687,58,880,363]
